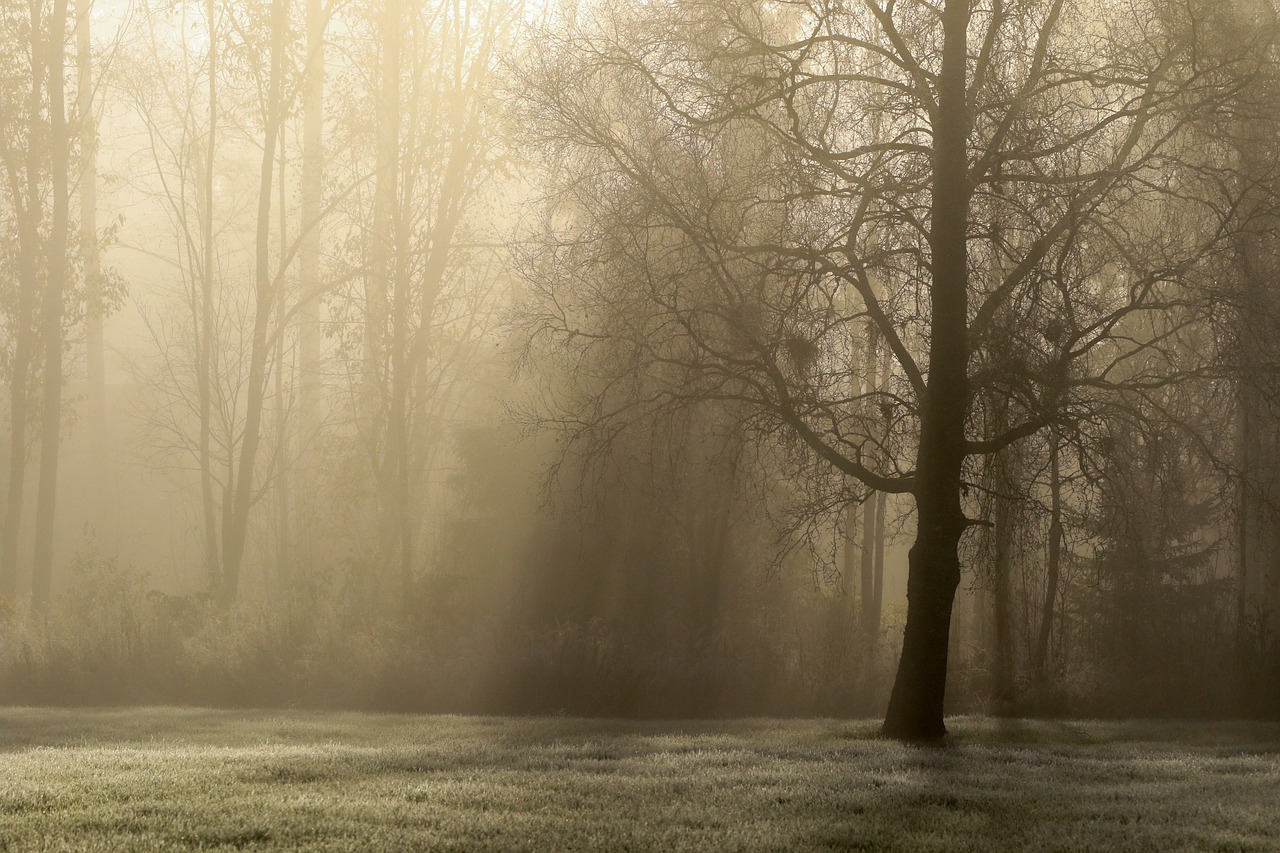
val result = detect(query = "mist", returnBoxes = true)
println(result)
[2,0,1279,737]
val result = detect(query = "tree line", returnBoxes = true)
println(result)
[2,0,1279,737]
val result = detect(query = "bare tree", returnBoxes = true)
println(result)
[519,0,1259,737]
[328,0,514,595]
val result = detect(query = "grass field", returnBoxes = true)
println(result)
[1,709,1278,851]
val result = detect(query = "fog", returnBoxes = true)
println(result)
[1,0,1278,735]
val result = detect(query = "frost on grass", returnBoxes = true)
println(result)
[1,710,1278,851]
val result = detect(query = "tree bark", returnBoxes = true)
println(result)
[882,0,971,740]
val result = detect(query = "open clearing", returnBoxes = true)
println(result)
[1,709,1278,851]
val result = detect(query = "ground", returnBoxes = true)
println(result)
[1,709,1278,851]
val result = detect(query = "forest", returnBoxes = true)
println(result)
[2,0,1280,746]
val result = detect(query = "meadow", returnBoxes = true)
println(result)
[2,709,1278,851]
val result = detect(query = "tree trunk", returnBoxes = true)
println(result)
[882,0,971,740]
[199,0,220,591]
[871,487,886,642]
[868,339,891,648]
[274,123,291,595]
[859,495,878,639]
[397,16,493,593]
[220,0,286,605]
[1,1,45,601]
[842,500,858,600]
[368,0,402,593]
[1034,430,1063,681]
[992,441,1015,705]
[365,0,400,436]
[78,0,107,551]
[295,0,325,572]
[859,326,881,647]
[32,0,71,608]
[1232,105,1280,710]
[388,196,412,595]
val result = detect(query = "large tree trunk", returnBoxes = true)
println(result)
[882,0,971,740]
[32,0,71,608]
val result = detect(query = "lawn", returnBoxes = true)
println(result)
[1,709,1278,851]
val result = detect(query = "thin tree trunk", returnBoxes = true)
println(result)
[871,339,891,642]
[992,439,1015,705]
[842,280,867,644]
[859,326,881,647]
[842,500,858,599]
[859,494,878,638]
[274,121,291,595]
[871,487,886,642]
[78,0,107,551]
[1034,430,1063,681]
[0,0,45,601]
[365,0,400,433]
[32,0,72,607]
[1232,106,1272,710]
[883,0,971,740]
[397,15,495,593]
[220,0,286,605]
[295,0,325,572]
[199,0,220,591]
[388,192,412,595]
[694,437,740,646]
[368,0,402,593]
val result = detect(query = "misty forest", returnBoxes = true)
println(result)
[3,0,1280,848]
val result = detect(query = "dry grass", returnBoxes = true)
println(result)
[1,709,1278,851]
